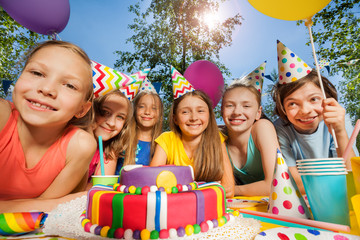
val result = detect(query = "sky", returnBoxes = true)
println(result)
[59,0,339,91]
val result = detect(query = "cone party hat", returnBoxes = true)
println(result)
[268,149,312,219]
[277,40,312,85]
[231,61,266,93]
[139,77,158,94]
[171,66,195,99]
[117,68,151,101]
[91,60,137,98]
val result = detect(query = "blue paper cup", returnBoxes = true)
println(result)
[300,172,350,226]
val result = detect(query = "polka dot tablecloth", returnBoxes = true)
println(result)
[255,227,360,240]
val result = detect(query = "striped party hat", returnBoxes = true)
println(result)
[0,212,47,236]
[119,80,144,101]
[91,60,137,98]
[277,40,312,84]
[171,66,195,99]
[139,77,158,94]
[231,61,266,92]
[130,68,151,82]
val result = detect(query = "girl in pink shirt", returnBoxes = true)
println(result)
[0,41,96,213]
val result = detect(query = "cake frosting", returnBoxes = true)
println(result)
[81,165,236,239]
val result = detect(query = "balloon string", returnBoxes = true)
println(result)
[307,23,338,148]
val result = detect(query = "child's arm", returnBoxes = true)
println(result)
[220,142,235,198]
[234,119,278,196]
[38,130,97,199]
[150,144,167,166]
[322,98,356,168]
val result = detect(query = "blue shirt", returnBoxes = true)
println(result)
[274,116,358,167]
[226,134,264,185]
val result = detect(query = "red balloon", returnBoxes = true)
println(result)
[0,0,70,35]
[184,60,224,109]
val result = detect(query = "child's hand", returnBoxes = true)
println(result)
[322,98,346,134]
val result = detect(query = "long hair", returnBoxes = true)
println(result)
[23,40,94,130]
[93,90,133,160]
[124,92,163,165]
[170,90,223,182]
[272,69,337,124]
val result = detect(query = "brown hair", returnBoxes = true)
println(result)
[272,69,337,124]
[23,40,94,130]
[124,92,163,165]
[170,90,223,182]
[93,90,133,160]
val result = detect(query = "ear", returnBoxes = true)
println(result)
[255,106,262,120]
[75,101,92,118]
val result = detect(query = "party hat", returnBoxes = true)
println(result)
[268,149,312,219]
[231,61,266,92]
[130,68,151,82]
[139,77,158,94]
[119,80,144,101]
[92,60,137,98]
[171,66,195,99]
[0,212,47,236]
[277,40,312,84]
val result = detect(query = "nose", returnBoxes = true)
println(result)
[105,114,116,128]
[144,106,151,115]
[233,105,243,115]
[189,112,198,121]
[37,78,57,98]
[299,102,312,114]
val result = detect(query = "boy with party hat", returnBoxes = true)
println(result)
[272,40,358,194]
[150,66,235,197]
[221,62,280,196]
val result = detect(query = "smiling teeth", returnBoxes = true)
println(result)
[30,101,55,110]
[299,117,315,122]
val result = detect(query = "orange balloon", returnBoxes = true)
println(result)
[248,0,331,21]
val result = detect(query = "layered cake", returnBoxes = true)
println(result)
[81,165,237,239]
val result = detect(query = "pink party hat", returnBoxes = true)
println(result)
[92,60,137,98]
[268,149,312,219]
[171,66,195,99]
[139,77,158,94]
[231,61,266,92]
[277,40,312,84]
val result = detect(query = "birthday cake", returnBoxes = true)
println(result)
[81,165,235,239]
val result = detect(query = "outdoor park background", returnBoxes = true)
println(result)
[1,0,359,127]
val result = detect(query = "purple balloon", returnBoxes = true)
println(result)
[0,0,70,35]
[184,60,224,109]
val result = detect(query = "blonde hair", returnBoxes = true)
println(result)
[93,90,133,160]
[272,69,337,124]
[124,92,163,165]
[23,40,94,130]
[170,90,223,182]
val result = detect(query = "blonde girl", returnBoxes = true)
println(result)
[0,40,96,212]
[221,83,279,196]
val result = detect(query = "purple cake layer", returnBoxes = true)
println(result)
[119,165,194,188]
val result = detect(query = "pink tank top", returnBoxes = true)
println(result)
[0,104,79,200]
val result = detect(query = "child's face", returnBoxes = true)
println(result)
[136,94,160,130]
[283,82,324,134]
[13,46,92,128]
[94,94,129,141]
[174,95,209,139]
[221,87,261,134]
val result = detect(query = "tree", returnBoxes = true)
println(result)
[304,0,360,150]
[0,8,47,98]
[114,0,242,128]
[261,69,278,122]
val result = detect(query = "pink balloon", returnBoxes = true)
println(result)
[0,0,70,35]
[184,60,224,108]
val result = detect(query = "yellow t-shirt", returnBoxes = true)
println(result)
[155,131,225,168]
